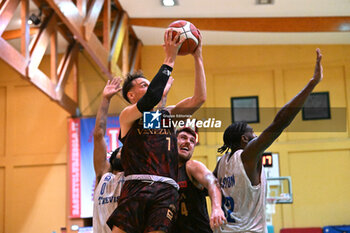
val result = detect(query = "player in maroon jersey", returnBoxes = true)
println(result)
[173,127,226,233]
[107,29,206,233]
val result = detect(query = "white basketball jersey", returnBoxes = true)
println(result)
[216,149,267,233]
[93,172,125,233]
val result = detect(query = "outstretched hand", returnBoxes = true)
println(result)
[312,48,323,84]
[192,29,203,58]
[210,207,227,231]
[103,77,122,101]
[163,28,186,66]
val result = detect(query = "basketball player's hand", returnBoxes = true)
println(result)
[163,28,185,66]
[192,29,202,58]
[311,48,323,84]
[210,206,227,230]
[103,77,122,101]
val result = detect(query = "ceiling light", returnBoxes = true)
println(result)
[339,24,350,31]
[256,0,273,4]
[28,9,42,25]
[162,0,176,7]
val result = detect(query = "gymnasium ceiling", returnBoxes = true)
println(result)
[118,0,350,45]
[1,0,349,115]
[4,0,350,49]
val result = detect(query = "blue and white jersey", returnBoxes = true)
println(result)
[216,149,267,233]
[93,172,124,233]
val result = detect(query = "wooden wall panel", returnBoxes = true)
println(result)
[0,167,4,233]
[0,87,5,156]
[0,60,23,83]
[12,85,69,156]
[288,150,350,226]
[9,164,66,233]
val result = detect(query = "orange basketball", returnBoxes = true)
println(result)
[167,20,200,56]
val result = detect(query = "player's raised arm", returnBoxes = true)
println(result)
[93,78,122,184]
[119,29,184,137]
[241,48,323,183]
[186,160,226,230]
[170,31,207,116]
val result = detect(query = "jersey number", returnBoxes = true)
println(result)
[100,183,106,195]
[222,196,236,223]
[181,202,188,216]
[166,137,171,151]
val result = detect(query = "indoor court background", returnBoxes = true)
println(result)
[0,0,350,232]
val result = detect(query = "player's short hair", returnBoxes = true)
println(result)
[122,71,145,103]
[218,121,248,154]
[109,147,123,171]
[176,127,196,139]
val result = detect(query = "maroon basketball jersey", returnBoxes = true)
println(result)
[120,109,178,181]
[174,163,212,233]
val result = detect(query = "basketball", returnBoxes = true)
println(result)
[167,20,200,56]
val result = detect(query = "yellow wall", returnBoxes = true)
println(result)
[0,51,126,233]
[141,45,350,231]
[1,44,349,233]
[0,57,69,233]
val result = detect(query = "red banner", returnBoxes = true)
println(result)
[69,118,81,218]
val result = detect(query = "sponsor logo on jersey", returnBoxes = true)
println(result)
[137,128,172,135]
[178,181,187,188]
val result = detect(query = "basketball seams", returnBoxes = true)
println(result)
[182,24,189,55]
[168,20,199,56]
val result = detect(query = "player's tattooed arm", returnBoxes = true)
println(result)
[93,78,122,185]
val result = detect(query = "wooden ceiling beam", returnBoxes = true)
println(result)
[50,19,58,83]
[0,37,28,76]
[109,11,119,39]
[44,0,112,79]
[84,0,104,40]
[56,42,79,98]
[2,28,39,40]
[76,0,87,18]
[29,13,56,70]
[129,17,350,32]
[113,0,123,12]
[20,0,30,59]
[130,40,142,73]
[59,93,79,116]
[122,28,128,76]
[109,12,127,75]
[0,0,20,36]
[32,0,74,44]
[103,0,111,51]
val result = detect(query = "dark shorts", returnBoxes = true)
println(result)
[107,180,179,233]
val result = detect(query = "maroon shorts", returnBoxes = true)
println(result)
[107,180,179,233]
